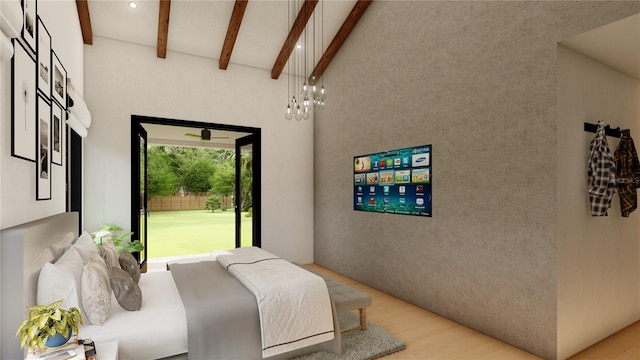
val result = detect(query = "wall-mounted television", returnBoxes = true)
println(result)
[354,144,432,217]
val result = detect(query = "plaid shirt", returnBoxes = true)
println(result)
[588,123,616,216]
[614,129,640,217]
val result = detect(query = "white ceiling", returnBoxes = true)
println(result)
[561,13,640,80]
[88,0,357,73]
[143,123,251,149]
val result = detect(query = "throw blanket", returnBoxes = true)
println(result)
[217,247,335,358]
[170,261,263,360]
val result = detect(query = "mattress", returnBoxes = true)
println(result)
[78,270,188,360]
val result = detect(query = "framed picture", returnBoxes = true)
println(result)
[37,94,52,200]
[22,0,37,53]
[52,51,67,109]
[51,100,63,166]
[11,39,37,162]
[37,16,51,99]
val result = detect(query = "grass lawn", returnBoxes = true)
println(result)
[147,210,253,258]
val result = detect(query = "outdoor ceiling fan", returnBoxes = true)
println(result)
[184,128,228,141]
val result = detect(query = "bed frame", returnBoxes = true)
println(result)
[1,212,79,359]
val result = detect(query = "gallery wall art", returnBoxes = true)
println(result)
[11,0,67,200]
[11,39,37,162]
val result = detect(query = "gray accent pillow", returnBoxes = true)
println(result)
[110,267,142,311]
[119,250,141,283]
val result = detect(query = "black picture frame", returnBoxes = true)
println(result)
[36,16,51,99]
[21,0,37,53]
[51,100,63,166]
[51,51,67,109]
[11,38,37,162]
[37,94,52,200]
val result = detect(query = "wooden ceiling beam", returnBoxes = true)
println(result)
[75,0,93,45]
[157,0,171,58]
[271,0,318,80]
[219,0,249,70]
[308,0,371,85]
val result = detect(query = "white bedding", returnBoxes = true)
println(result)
[78,271,188,360]
[217,247,335,358]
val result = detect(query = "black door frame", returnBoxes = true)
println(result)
[235,134,261,248]
[131,122,148,270]
[130,115,262,255]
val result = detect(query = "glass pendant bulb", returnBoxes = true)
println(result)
[295,105,302,121]
[303,112,310,120]
[285,104,293,120]
[320,85,326,100]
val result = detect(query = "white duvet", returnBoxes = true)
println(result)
[78,271,188,360]
[217,247,335,358]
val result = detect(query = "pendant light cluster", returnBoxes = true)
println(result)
[285,0,326,121]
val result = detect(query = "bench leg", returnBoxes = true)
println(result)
[359,308,367,330]
[341,308,368,333]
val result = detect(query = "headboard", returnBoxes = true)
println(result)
[1,212,79,359]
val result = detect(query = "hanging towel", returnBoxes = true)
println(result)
[588,121,616,216]
[614,129,640,217]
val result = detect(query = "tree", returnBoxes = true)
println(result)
[204,195,222,212]
[239,153,253,211]
[147,146,178,197]
[175,148,216,194]
[210,161,235,211]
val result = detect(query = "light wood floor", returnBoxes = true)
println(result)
[305,264,640,360]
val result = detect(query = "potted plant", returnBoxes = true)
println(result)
[15,299,83,350]
[92,223,143,254]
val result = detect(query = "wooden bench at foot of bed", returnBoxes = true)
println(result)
[324,277,372,332]
[302,266,372,333]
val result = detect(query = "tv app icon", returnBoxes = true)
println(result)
[370,186,376,193]
[416,185,424,193]
[369,198,375,205]
[357,197,362,204]
[399,186,405,195]
[416,198,424,205]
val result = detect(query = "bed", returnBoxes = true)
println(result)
[0,212,340,360]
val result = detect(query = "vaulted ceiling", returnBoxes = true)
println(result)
[75,0,371,85]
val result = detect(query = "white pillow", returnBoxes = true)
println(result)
[37,247,84,315]
[73,231,99,264]
[81,253,112,325]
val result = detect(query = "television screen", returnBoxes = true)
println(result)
[354,144,432,217]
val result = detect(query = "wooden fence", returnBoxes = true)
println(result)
[148,195,232,211]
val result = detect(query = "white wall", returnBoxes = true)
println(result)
[83,37,314,264]
[0,0,83,356]
[557,45,640,359]
[0,0,83,229]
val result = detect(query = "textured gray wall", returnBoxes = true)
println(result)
[313,2,640,359]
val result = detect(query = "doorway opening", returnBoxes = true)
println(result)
[131,115,261,272]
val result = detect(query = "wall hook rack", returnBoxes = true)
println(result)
[584,122,622,138]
